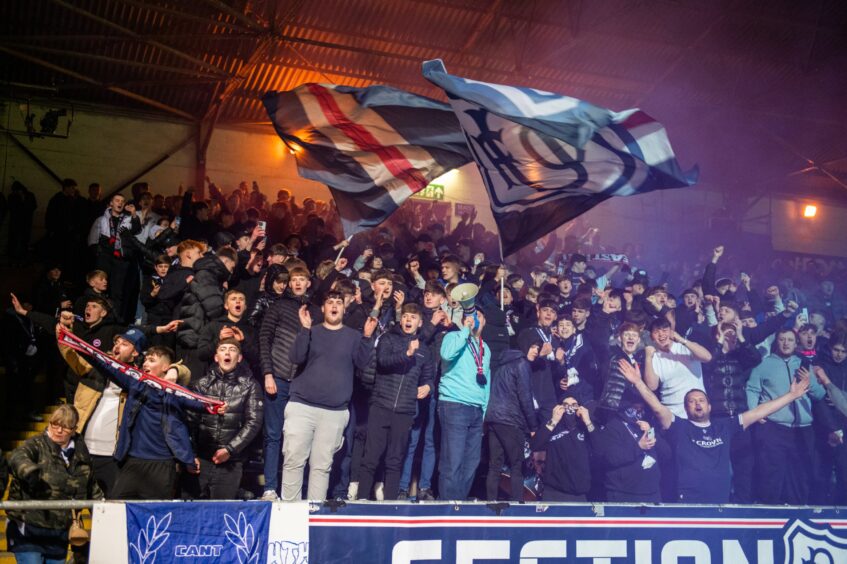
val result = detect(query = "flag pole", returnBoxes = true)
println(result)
[335,235,353,263]
[498,231,505,311]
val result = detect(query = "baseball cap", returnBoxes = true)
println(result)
[115,327,147,353]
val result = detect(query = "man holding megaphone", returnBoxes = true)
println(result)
[438,284,491,500]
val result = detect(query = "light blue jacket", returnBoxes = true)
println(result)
[746,354,826,427]
[439,327,491,412]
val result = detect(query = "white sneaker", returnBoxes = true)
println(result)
[261,489,279,501]
[374,482,385,501]
[347,481,359,501]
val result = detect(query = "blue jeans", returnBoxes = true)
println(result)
[400,396,437,492]
[438,400,484,500]
[14,554,65,564]
[262,377,291,492]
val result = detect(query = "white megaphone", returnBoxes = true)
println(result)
[451,283,480,330]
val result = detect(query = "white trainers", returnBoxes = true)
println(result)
[374,482,385,501]
[261,489,279,501]
[347,481,359,501]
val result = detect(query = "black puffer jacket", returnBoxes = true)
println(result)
[259,294,315,381]
[188,362,263,460]
[356,301,397,388]
[176,254,230,349]
[371,325,434,415]
[704,341,762,418]
[485,349,538,433]
[249,289,284,328]
[598,346,645,413]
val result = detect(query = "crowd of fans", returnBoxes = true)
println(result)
[3,174,847,558]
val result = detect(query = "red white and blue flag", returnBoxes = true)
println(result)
[422,59,698,256]
[262,84,471,236]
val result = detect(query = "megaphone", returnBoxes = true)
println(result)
[451,283,480,330]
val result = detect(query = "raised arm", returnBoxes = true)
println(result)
[814,367,847,419]
[673,331,712,363]
[741,373,809,430]
[642,346,660,392]
[440,326,470,362]
[617,359,674,430]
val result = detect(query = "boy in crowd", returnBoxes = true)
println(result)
[187,339,262,499]
[140,255,172,333]
[357,304,434,500]
[197,289,258,377]
[282,292,377,501]
[643,318,713,418]
[176,246,238,381]
[56,324,210,499]
[74,270,110,316]
[259,265,314,501]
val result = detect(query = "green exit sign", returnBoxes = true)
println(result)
[412,183,445,201]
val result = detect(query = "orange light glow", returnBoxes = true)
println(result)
[803,204,817,218]
[273,138,287,159]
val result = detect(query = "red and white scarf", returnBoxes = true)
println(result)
[58,328,225,414]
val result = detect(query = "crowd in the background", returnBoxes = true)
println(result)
[3,176,847,548]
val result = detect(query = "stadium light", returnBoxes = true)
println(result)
[802,204,817,218]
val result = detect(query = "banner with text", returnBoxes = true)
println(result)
[309,503,847,563]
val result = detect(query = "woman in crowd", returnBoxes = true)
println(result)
[7,404,103,563]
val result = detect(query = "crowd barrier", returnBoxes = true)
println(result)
[5,500,844,563]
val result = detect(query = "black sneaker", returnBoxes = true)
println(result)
[417,488,435,501]
[397,490,409,500]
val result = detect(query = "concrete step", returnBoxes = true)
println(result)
[0,431,40,441]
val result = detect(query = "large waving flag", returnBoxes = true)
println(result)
[422,59,698,256]
[262,84,471,236]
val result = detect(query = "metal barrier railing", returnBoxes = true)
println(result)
[1,500,97,511]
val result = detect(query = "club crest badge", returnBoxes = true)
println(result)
[783,520,847,564]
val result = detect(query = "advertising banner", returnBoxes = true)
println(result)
[309,503,847,563]
[90,501,310,564]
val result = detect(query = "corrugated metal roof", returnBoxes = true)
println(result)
[2,0,847,196]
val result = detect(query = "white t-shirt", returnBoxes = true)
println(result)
[652,341,704,419]
[83,382,122,456]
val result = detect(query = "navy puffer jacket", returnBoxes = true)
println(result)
[371,325,434,415]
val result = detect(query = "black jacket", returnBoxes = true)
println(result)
[197,316,259,377]
[518,326,559,418]
[140,274,171,323]
[598,346,645,413]
[485,350,538,433]
[355,300,397,388]
[176,254,230,349]
[593,415,669,499]
[704,341,762,418]
[530,420,593,496]
[371,326,435,415]
[249,289,285,328]
[157,265,193,317]
[189,362,263,460]
[259,294,315,381]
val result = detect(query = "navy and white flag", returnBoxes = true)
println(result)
[126,502,271,563]
[422,59,698,256]
[262,84,471,236]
